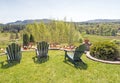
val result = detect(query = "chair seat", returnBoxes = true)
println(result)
[36,50,48,56]
[67,52,74,60]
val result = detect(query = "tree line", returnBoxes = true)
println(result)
[22,21,81,44]
[0,24,25,33]
[1,22,120,44]
[77,23,120,36]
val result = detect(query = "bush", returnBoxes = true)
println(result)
[90,41,119,61]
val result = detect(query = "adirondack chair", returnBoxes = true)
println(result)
[33,41,49,62]
[64,44,86,66]
[6,43,22,63]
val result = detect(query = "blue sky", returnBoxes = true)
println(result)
[0,0,120,23]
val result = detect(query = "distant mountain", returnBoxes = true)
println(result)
[0,23,3,25]
[7,19,52,25]
[83,19,120,23]
[0,23,4,26]
[5,19,120,25]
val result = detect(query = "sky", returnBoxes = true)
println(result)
[0,0,120,23]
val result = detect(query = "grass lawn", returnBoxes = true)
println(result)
[0,50,120,83]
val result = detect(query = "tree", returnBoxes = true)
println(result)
[29,34,35,43]
[23,33,29,46]
[111,29,116,36]
[24,20,81,44]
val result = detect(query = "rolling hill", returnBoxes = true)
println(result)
[1,19,120,25]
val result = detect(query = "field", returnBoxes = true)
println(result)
[83,35,111,43]
[0,33,120,83]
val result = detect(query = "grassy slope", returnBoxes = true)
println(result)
[83,35,111,43]
[0,50,120,83]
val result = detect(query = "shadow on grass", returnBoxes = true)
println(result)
[32,56,49,64]
[0,61,19,69]
[63,60,88,70]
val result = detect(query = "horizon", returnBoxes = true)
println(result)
[2,18,120,24]
[0,0,120,23]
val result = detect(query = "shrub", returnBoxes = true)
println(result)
[23,33,29,46]
[90,41,119,61]
[110,39,120,45]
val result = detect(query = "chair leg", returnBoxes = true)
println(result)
[1,61,4,67]
[79,59,85,64]
[32,57,36,62]
[47,56,49,60]
[64,55,67,62]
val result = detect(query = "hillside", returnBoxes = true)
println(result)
[0,19,120,25]
[6,19,52,25]
[83,19,120,23]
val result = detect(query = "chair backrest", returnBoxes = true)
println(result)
[37,41,49,57]
[6,43,21,61]
[73,44,86,60]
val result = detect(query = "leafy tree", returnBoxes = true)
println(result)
[24,21,81,44]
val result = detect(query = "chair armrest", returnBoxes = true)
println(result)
[4,51,7,55]
[64,49,75,52]
[35,49,39,56]
[64,50,75,55]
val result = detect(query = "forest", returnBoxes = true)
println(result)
[0,21,120,44]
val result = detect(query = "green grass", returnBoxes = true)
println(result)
[0,50,120,83]
[0,33,10,48]
[0,32,22,49]
[83,35,111,43]
[103,36,120,40]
